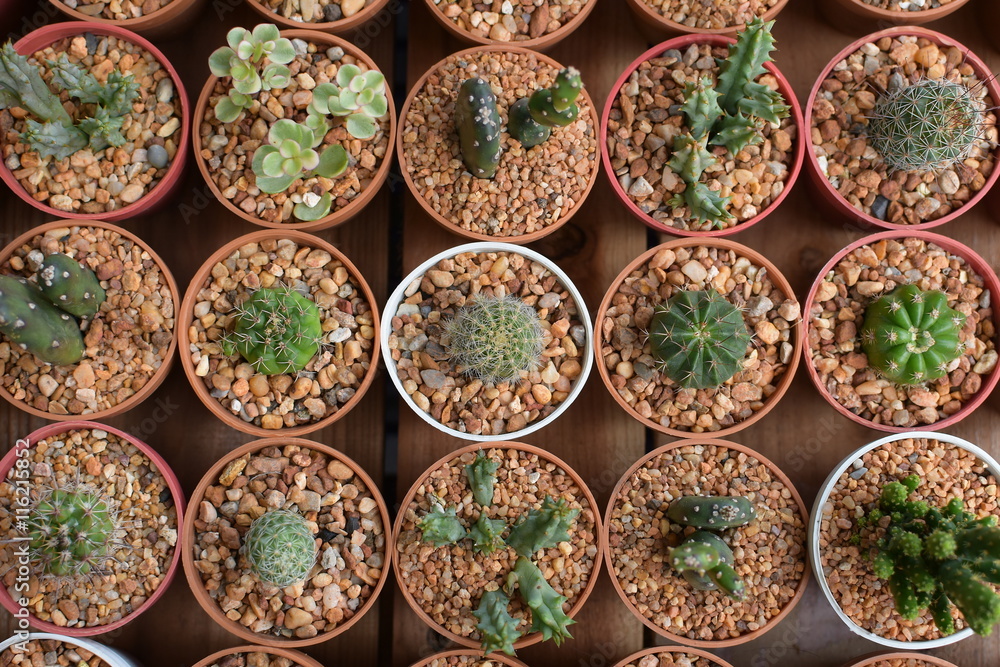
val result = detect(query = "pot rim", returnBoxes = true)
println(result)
[191,644,324,667]
[47,0,203,33]
[408,648,529,667]
[623,0,791,37]
[611,645,737,667]
[420,0,598,51]
[243,0,392,35]
[0,632,138,667]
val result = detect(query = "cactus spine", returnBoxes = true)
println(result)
[506,496,579,558]
[667,496,757,529]
[454,77,502,179]
[509,67,583,149]
[466,450,500,506]
[243,509,317,588]
[25,483,121,578]
[0,276,85,366]
[36,254,105,320]
[444,294,544,386]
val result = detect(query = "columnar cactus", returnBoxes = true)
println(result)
[860,284,966,385]
[454,77,502,179]
[667,495,757,529]
[444,294,544,386]
[0,276,85,365]
[208,24,294,123]
[472,589,521,655]
[648,289,751,389]
[36,254,105,319]
[669,531,746,599]
[25,484,121,578]
[466,451,500,506]
[509,67,583,148]
[506,496,579,558]
[470,513,506,555]
[508,556,575,645]
[243,509,318,588]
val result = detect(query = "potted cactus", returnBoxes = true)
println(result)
[612,647,735,667]
[594,237,801,437]
[420,0,597,51]
[601,18,804,236]
[0,633,140,667]
[810,431,1000,648]
[193,23,394,230]
[397,46,600,242]
[802,231,1000,431]
[193,646,323,667]
[805,27,999,230]
[380,242,593,441]
[0,23,189,221]
[393,443,602,655]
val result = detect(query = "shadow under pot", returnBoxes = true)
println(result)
[612,646,735,667]
[0,633,140,667]
[192,645,323,667]
[409,649,529,667]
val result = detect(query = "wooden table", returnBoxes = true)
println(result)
[1,0,998,665]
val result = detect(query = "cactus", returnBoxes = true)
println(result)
[0,276,85,366]
[466,451,500,506]
[508,556,575,645]
[509,67,583,149]
[208,24,294,123]
[243,509,317,588]
[669,531,746,600]
[506,496,579,558]
[868,79,985,173]
[473,588,521,655]
[454,77,502,179]
[309,64,388,141]
[667,495,756,529]
[444,294,544,386]
[418,504,467,547]
[470,513,507,555]
[221,284,323,376]
[647,289,752,389]
[25,483,121,578]
[36,254,105,320]
[859,284,966,385]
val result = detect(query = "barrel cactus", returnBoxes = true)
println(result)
[26,484,121,578]
[243,509,318,588]
[454,77,502,179]
[444,294,544,386]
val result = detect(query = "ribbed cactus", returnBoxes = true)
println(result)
[470,513,507,555]
[36,254,105,319]
[25,484,120,578]
[221,285,323,376]
[418,504,467,547]
[473,589,521,655]
[860,284,966,385]
[509,67,583,149]
[508,556,575,645]
[868,79,984,173]
[648,289,751,389]
[667,496,757,529]
[466,451,499,506]
[454,77,502,179]
[669,531,746,599]
[444,294,544,386]
[243,509,317,588]
[0,276,85,365]
[506,496,580,558]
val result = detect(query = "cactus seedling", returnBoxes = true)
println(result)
[419,503,467,547]
[466,451,500,506]
[208,24,294,123]
[0,275,85,366]
[25,483,121,578]
[473,589,521,655]
[243,509,318,588]
[509,67,584,149]
[454,77,502,179]
[860,284,966,385]
[444,294,544,386]
[506,496,580,558]
[36,254,105,320]
[648,289,752,389]
[669,531,746,599]
[507,556,575,645]
[667,496,757,529]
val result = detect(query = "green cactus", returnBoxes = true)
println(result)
[309,64,388,141]
[243,509,317,588]
[473,588,521,655]
[208,24,294,123]
[0,276,85,366]
[647,289,751,390]
[221,284,323,376]
[509,67,583,149]
[466,451,500,506]
[444,294,544,386]
[674,530,733,591]
[36,254,105,320]
[454,77,502,179]
[506,496,579,558]
[669,531,746,599]
[667,495,756,529]
[507,556,575,645]
[25,484,121,578]
[418,504,467,547]
[859,284,966,385]
[470,513,507,555]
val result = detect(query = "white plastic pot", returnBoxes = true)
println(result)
[0,633,140,667]
[808,431,1000,649]
[381,242,593,442]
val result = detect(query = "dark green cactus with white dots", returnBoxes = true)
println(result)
[667,496,756,599]
[0,275,85,365]
[667,495,757,529]
[454,77,502,179]
[36,253,105,319]
[509,67,583,149]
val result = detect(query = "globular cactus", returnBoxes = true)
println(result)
[509,67,583,149]
[36,254,105,320]
[669,531,746,600]
[454,77,502,179]
[473,588,521,655]
[648,289,751,389]
[25,484,121,578]
[418,504,467,547]
[667,495,756,529]
[221,284,323,376]
[868,79,984,173]
[466,451,500,506]
[859,284,966,385]
[508,556,575,645]
[470,513,507,555]
[506,496,580,558]
[0,276,85,366]
[243,509,317,588]
[444,294,544,386]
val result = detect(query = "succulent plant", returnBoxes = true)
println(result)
[868,78,985,173]
[507,556,575,645]
[221,284,323,376]
[506,496,580,558]
[509,67,583,149]
[25,483,121,578]
[444,294,544,386]
[36,254,105,320]
[454,77,502,179]
[647,288,752,389]
[860,284,966,385]
[208,24,294,123]
[667,495,757,529]
[0,275,86,366]
[466,450,500,506]
[243,509,318,588]
[473,588,521,655]
[418,503,467,547]
[470,513,507,555]
[669,530,746,599]
[309,64,388,141]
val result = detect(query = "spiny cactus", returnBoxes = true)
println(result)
[470,513,507,555]
[466,451,500,506]
[667,495,757,529]
[507,556,575,645]
[309,64,388,141]
[669,531,746,599]
[506,496,580,558]
[243,509,317,588]
[509,67,583,149]
[444,294,544,386]
[647,289,751,389]
[0,275,85,366]
[36,254,105,320]
[418,504,467,547]
[221,284,323,376]
[25,483,121,578]
[868,78,985,173]
[860,284,966,385]
[454,77,502,179]
[208,24,294,123]
[473,588,521,655]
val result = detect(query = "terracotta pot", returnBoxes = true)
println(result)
[192,645,323,667]
[820,0,972,34]
[393,441,603,653]
[841,652,959,667]
[192,29,395,231]
[611,646,735,667]
[421,0,597,52]
[0,633,140,667]
[0,219,180,421]
[244,0,392,35]
[601,34,804,238]
[625,0,790,40]
[181,437,391,648]
[804,26,1000,231]
[0,421,186,636]
[409,649,529,667]
[396,45,601,243]
[594,237,802,438]
[47,0,207,37]
[1,22,190,222]
[604,437,810,647]
[801,230,1000,432]
[177,229,380,437]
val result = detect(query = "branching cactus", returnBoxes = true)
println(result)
[243,509,317,588]
[506,496,580,558]
[466,450,500,506]
[648,289,751,389]
[309,64,388,140]
[470,513,506,555]
[418,503,467,547]
[0,276,85,366]
[25,484,121,578]
[221,284,323,376]
[473,589,521,655]
[509,67,583,149]
[208,24,294,123]
[667,495,757,529]
[507,556,575,645]
[454,77,502,179]
[860,284,966,385]
[36,254,105,320]
[444,294,544,386]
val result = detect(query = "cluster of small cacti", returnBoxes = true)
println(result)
[0,42,140,160]
[454,67,584,177]
[208,24,294,123]
[0,254,106,365]
[443,293,544,386]
[242,509,318,588]
[857,474,1000,636]
[647,288,751,389]
[221,284,323,376]
[666,17,789,226]
[666,495,757,599]
[859,284,966,386]
[416,451,580,654]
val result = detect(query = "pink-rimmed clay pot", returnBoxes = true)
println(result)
[47,0,207,38]
[625,0,790,40]
[0,420,186,636]
[841,652,959,667]
[192,645,323,667]
[0,23,190,222]
[601,34,804,238]
[802,230,1000,432]
[804,26,1000,232]
[612,646,736,667]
